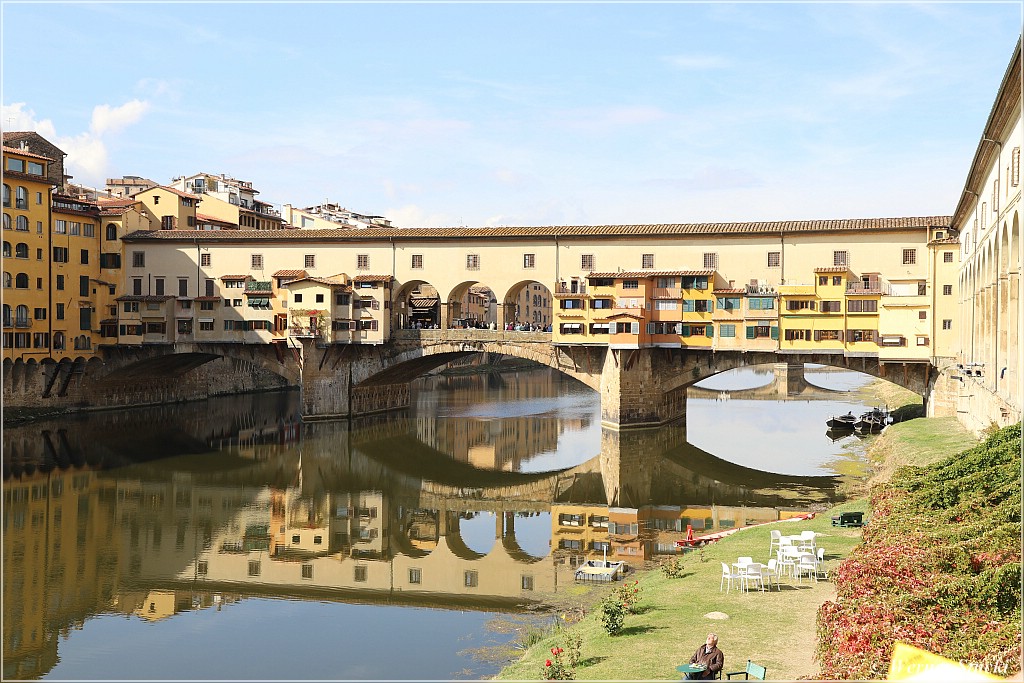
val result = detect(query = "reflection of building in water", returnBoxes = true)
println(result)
[550,502,812,567]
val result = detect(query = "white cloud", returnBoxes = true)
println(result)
[2,99,150,187]
[1,103,57,138]
[90,99,150,136]
[384,204,456,229]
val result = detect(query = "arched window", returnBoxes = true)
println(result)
[106,223,118,241]
[15,187,27,209]
[2,304,11,327]
[15,273,28,288]
[2,272,10,288]
[15,216,28,232]
[2,184,9,207]
[14,305,28,326]
[2,242,10,257]
[53,331,65,350]
[14,243,28,258]
[2,214,10,231]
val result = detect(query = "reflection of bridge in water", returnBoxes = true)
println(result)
[2,391,841,680]
[686,362,848,401]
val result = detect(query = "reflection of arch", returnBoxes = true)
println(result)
[500,513,549,563]
[441,513,489,561]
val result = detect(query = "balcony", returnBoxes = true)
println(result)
[847,279,889,295]
[14,318,31,329]
[554,281,588,296]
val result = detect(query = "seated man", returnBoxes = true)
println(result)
[686,633,724,680]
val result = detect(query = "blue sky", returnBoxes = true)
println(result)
[2,2,1021,228]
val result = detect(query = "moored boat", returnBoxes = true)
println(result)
[826,412,858,430]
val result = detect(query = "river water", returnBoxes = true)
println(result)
[2,364,875,680]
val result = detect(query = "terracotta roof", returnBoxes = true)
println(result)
[136,185,199,200]
[814,266,851,273]
[713,288,746,294]
[353,274,394,282]
[2,145,54,162]
[605,312,645,320]
[118,216,954,243]
[196,213,236,225]
[283,276,348,288]
[588,270,714,278]
[272,269,308,278]
[195,296,221,301]
[220,275,250,281]
[100,318,117,325]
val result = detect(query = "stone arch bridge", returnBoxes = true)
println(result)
[4,328,937,429]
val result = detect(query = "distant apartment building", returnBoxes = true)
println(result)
[105,175,158,198]
[172,173,284,230]
[281,201,392,230]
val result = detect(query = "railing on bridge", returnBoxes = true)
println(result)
[393,329,551,343]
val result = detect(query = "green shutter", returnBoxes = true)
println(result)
[746,325,756,339]
[770,326,779,340]
[707,324,714,338]
[681,324,691,337]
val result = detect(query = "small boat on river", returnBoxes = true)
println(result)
[574,560,628,582]
[826,412,858,430]
[855,407,890,433]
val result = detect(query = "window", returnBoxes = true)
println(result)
[123,301,139,313]
[559,323,583,334]
[1,184,8,207]
[1012,146,1020,186]
[336,293,350,305]
[132,251,145,268]
[916,336,929,346]
[581,254,594,271]
[943,284,952,295]
[464,571,478,587]
[747,297,775,310]
[251,254,264,270]
[304,254,315,268]
[768,251,780,268]
[785,299,814,311]
[833,276,842,286]
[411,254,423,269]
[357,254,369,270]
[409,568,422,584]
[466,254,480,270]
[301,564,313,580]
[784,329,811,341]
[654,300,677,310]
[641,253,655,269]
[293,293,303,303]
[132,278,142,295]
[591,298,613,309]
[716,296,741,310]
[16,187,27,209]
[153,195,160,204]
[80,249,89,265]
[354,566,367,582]
[83,223,95,237]
[315,293,324,303]
[902,249,916,265]
[943,251,953,263]
[522,575,534,591]
[15,216,27,231]
[719,324,736,337]
[818,276,828,285]
[14,273,28,289]
[1,214,8,231]
[523,253,535,269]
[821,301,842,313]
[155,278,165,295]
[199,319,214,331]
[703,252,719,270]
[560,299,584,310]
[200,253,211,267]
[622,280,639,290]
[52,247,68,263]
[179,279,189,297]
[33,307,46,320]
[848,329,875,343]
[942,319,952,330]
[833,250,848,267]
[106,224,118,240]
[248,561,261,576]
[847,299,877,313]
[918,310,927,320]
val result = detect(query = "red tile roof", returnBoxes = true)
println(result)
[353,274,394,282]
[118,216,954,243]
[282,276,349,288]
[220,275,250,281]
[713,288,746,294]
[2,145,54,161]
[272,269,308,278]
[137,185,199,200]
[813,266,851,273]
[115,295,176,302]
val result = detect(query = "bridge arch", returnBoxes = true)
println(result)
[393,278,441,330]
[502,279,553,329]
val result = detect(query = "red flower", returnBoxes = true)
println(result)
[551,647,558,655]
[545,660,552,667]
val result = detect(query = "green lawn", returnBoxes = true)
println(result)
[495,416,980,681]
[496,506,867,681]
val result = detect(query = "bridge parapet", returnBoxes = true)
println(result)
[392,329,551,345]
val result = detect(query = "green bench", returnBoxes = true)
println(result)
[726,660,766,680]
[831,511,864,527]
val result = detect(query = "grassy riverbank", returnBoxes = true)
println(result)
[495,413,985,681]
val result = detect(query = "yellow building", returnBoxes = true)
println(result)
[50,195,104,359]
[132,185,199,231]
[3,143,55,360]
[172,173,284,230]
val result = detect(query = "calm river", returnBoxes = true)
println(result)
[3,364,876,680]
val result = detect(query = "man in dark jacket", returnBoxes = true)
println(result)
[686,633,725,680]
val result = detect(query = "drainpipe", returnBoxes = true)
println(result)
[981,137,1002,393]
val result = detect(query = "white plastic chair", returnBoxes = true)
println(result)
[777,545,799,578]
[795,552,818,583]
[798,530,817,551]
[742,562,765,592]
[764,559,781,590]
[815,547,828,581]
[768,529,782,558]
[720,562,742,593]
[737,556,753,566]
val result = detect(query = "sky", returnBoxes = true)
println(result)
[2,2,1021,228]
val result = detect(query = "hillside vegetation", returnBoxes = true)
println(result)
[816,424,1022,679]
